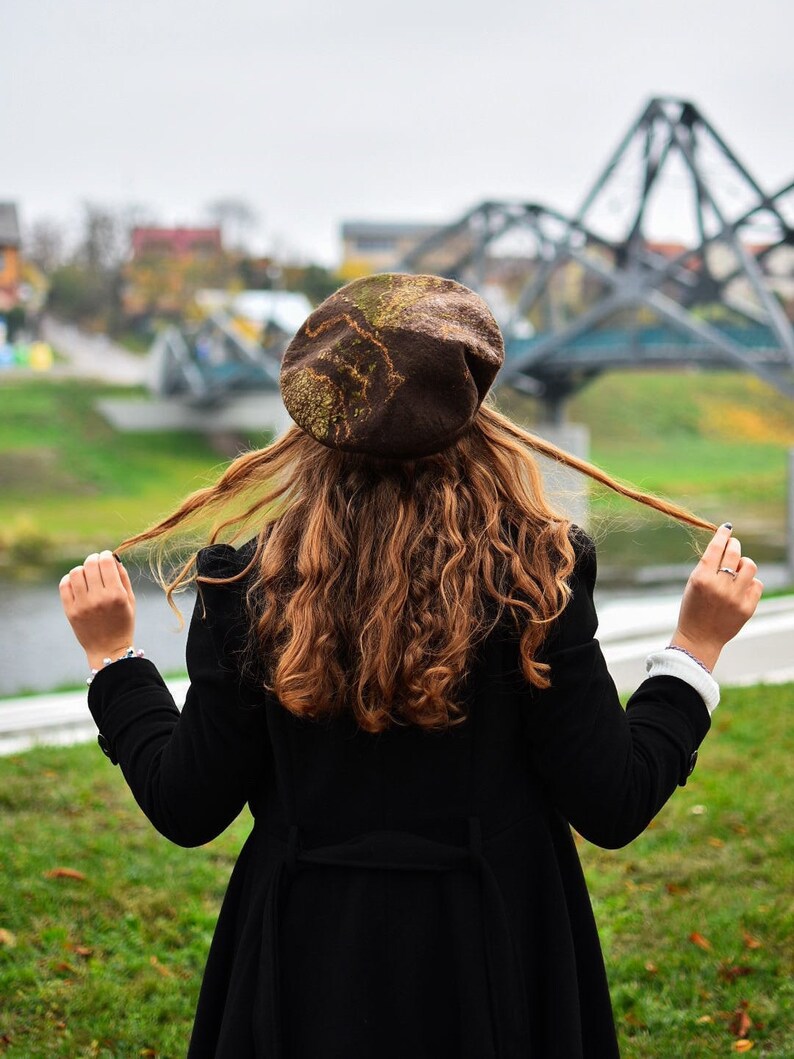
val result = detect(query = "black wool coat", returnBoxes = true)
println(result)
[87,535,711,1059]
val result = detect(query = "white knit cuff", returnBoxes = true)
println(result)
[645,649,720,715]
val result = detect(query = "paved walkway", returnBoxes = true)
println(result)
[597,593,794,694]
[1,596,791,757]
[41,316,149,386]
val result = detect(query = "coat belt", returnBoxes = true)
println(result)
[255,818,529,1058]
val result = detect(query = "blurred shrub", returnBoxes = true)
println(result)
[0,516,55,568]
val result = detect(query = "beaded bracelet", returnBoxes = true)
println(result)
[665,644,711,674]
[87,647,145,686]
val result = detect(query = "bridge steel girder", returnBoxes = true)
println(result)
[398,97,794,410]
[506,236,794,396]
[661,108,794,362]
[150,312,283,406]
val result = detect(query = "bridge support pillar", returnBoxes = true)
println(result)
[532,421,592,529]
[495,388,592,527]
[540,395,568,427]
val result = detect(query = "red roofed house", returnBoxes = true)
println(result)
[131,226,223,259]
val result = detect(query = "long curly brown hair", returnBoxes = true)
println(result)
[118,403,715,733]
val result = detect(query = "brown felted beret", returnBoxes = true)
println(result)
[280,273,504,459]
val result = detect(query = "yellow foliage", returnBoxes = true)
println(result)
[700,400,794,444]
[337,259,377,282]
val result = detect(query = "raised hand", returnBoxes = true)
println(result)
[59,550,136,671]
[671,524,764,672]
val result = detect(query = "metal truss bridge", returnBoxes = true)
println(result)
[400,97,794,419]
[150,310,281,406]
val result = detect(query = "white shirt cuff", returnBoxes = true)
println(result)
[645,649,720,715]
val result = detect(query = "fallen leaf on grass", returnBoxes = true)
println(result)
[689,932,712,951]
[707,837,725,848]
[696,1015,713,1024]
[140,1050,158,1057]
[690,804,707,815]
[0,929,16,947]
[666,882,688,895]
[149,955,173,978]
[742,931,762,950]
[733,1041,754,1053]
[43,867,86,882]
[730,823,749,835]
[71,944,93,958]
[719,964,753,983]
[729,1000,752,1038]
[644,961,658,974]
[53,961,76,975]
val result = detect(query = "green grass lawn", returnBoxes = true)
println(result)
[498,370,794,569]
[0,683,791,1057]
[577,372,793,532]
[0,378,271,571]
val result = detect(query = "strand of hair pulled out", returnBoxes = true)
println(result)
[117,403,716,733]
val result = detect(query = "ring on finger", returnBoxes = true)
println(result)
[717,566,738,580]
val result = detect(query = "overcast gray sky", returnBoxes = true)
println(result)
[4,0,792,263]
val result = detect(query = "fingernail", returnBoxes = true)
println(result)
[113,553,123,564]
[722,522,732,530]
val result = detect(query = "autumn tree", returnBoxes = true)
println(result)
[48,202,129,329]
[25,217,67,275]
[205,197,259,253]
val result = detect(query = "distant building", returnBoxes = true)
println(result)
[0,203,21,311]
[123,226,228,318]
[131,226,223,259]
[340,221,442,280]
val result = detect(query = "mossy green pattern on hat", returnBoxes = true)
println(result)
[349,273,447,331]
[280,273,504,457]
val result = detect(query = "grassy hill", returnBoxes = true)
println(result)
[0,370,792,573]
[0,379,270,574]
[498,370,794,567]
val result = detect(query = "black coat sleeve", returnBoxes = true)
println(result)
[525,533,711,849]
[86,544,267,848]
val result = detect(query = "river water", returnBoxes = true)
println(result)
[0,557,788,697]
[0,570,194,696]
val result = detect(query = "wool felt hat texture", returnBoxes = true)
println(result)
[280,273,505,458]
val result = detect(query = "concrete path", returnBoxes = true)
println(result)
[598,594,794,694]
[41,316,149,386]
[1,596,791,757]
[0,679,189,757]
